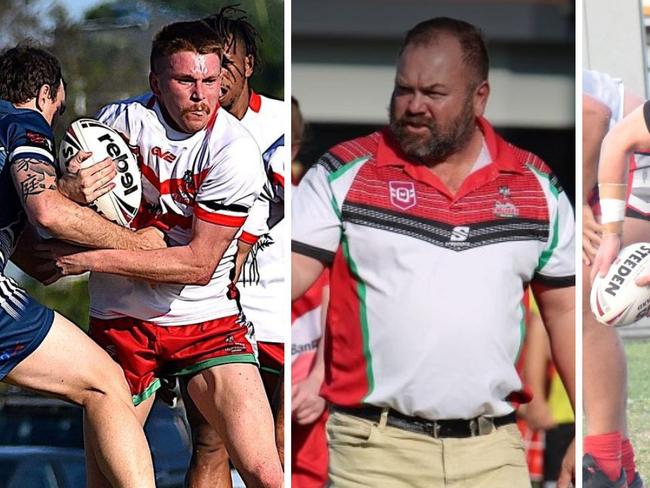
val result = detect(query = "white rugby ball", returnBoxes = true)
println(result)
[59,118,141,227]
[590,242,650,327]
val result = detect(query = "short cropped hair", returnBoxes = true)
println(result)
[401,17,489,85]
[202,6,260,73]
[150,20,224,74]
[0,45,63,104]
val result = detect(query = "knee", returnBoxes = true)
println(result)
[78,361,133,408]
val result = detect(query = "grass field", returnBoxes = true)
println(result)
[625,339,650,477]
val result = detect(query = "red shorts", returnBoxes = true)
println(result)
[258,341,284,374]
[292,410,329,488]
[89,315,257,405]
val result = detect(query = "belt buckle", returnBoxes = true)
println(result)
[431,421,441,438]
[469,419,479,436]
[477,416,496,435]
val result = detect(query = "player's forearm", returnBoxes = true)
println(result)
[233,240,253,283]
[598,129,632,186]
[31,191,151,251]
[309,335,326,385]
[62,245,216,285]
[545,309,575,409]
[523,313,551,398]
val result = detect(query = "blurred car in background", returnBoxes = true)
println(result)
[0,446,85,488]
[0,386,191,487]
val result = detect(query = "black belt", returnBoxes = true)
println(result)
[332,405,516,439]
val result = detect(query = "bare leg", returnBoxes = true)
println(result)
[180,380,232,488]
[271,373,285,468]
[583,259,627,435]
[583,217,650,436]
[85,394,156,487]
[5,313,155,488]
[186,363,283,488]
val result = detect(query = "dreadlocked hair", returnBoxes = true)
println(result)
[203,5,261,73]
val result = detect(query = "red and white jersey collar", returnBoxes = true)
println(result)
[248,90,262,113]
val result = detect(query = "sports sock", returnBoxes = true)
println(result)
[584,432,623,482]
[621,437,638,485]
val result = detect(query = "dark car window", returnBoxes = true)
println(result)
[0,460,19,487]
[7,461,58,488]
[58,457,86,487]
[0,412,83,448]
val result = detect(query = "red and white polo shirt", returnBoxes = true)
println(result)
[292,117,575,420]
[89,96,265,325]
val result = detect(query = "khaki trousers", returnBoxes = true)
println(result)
[327,410,531,488]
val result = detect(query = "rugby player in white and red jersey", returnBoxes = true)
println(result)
[50,21,283,488]
[167,10,288,487]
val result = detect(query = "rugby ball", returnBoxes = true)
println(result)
[590,242,650,327]
[59,118,141,227]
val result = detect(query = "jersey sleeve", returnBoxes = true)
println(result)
[6,113,56,169]
[265,135,285,200]
[195,136,265,228]
[533,172,575,287]
[240,139,286,242]
[239,194,270,244]
[292,162,342,265]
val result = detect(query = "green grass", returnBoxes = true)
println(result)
[625,339,650,477]
[9,267,91,331]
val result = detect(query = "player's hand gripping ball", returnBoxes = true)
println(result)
[59,118,141,227]
[591,242,650,327]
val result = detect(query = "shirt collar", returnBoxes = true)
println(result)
[376,117,524,174]
[249,90,262,113]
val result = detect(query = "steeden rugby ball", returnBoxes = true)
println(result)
[590,242,650,327]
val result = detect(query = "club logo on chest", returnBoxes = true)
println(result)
[389,181,416,210]
[493,185,519,218]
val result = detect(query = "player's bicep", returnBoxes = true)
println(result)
[609,103,650,154]
[10,157,60,226]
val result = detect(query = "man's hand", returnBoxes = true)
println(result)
[557,438,575,488]
[55,252,89,277]
[57,151,117,205]
[591,233,622,282]
[583,204,602,266]
[135,227,167,250]
[292,371,326,425]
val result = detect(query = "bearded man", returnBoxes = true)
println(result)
[291,17,576,488]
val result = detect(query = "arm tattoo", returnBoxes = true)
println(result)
[12,158,57,202]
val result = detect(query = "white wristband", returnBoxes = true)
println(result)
[600,198,626,224]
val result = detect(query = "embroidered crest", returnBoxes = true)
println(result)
[494,185,519,218]
[389,181,416,210]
